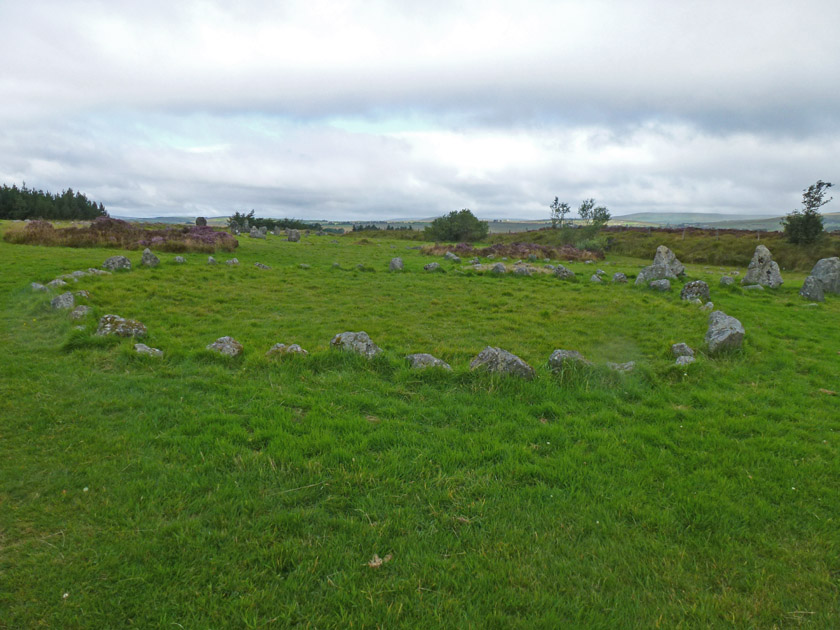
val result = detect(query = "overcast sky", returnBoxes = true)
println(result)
[1,0,838,220]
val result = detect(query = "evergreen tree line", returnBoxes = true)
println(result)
[228,210,322,232]
[0,183,107,220]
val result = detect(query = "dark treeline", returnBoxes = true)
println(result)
[0,183,107,220]
[351,223,414,231]
[228,210,322,232]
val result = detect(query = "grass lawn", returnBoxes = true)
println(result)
[1,226,838,628]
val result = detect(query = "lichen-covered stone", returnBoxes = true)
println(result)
[103,255,131,271]
[225,258,239,265]
[51,292,75,309]
[69,305,92,320]
[254,262,270,270]
[741,245,783,288]
[287,229,301,242]
[676,355,695,366]
[548,349,591,371]
[330,331,383,359]
[47,278,68,288]
[389,258,404,271]
[680,280,710,302]
[424,262,442,272]
[206,336,243,356]
[31,282,47,292]
[671,343,694,358]
[174,256,186,264]
[266,343,308,357]
[96,314,147,338]
[650,279,671,291]
[469,346,534,380]
[808,257,840,294]
[799,275,825,302]
[406,353,452,370]
[607,361,636,372]
[141,248,159,267]
[635,246,685,285]
[490,263,507,274]
[444,252,461,263]
[554,265,575,280]
[207,256,217,264]
[705,311,745,354]
[135,343,163,357]
[612,273,627,283]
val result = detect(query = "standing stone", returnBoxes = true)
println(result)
[174,256,186,264]
[330,331,383,358]
[141,248,160,267]
[705,311,745,354]
[102,255,131,271]
[258,226,267,236]
[249,227,265,239]
[389,257,404,271]
[406,353,452,370]
[195,217,207,226]
[741,245,783,288]
[612,273,627,283]
[287,229,301,242]
[554,265,575,280]
[51,292,75,309]
[469,346,535,379]
[96,314,148,337]
[680,280,710,302]
[799,275,825,302]
[635,246,685,285]
[548,349,591,371]
[206,336,243,356]
[649,279,671,291]
[807,257,840,294]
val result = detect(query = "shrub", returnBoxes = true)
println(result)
[782,180,833,244]
[425,209,489,242]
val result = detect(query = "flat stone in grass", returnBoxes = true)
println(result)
[299,263,311,269]
[141,248,159,267]
[548,349,591,371]
[103,255,131,271]
[650,279,671,291]
[96,314,147,338]
[254,262,271,270]
[206,336,243,356]
[676,356,695,366]
[514,265,533,276]
[75,290,91,299]
[69,305,92,320]
[741,245,783,288]
[31,282,47,292]
[87,268,110,276]
[389,257,404,271]
[705,311,744,354]
[174,256,186,264]
[612,273,627,283]
[69,270,88,279]
[406,353,452,370]
[607,361,636,372]
[554,265,575,280]
[331,331,382,358]
[680,280,710,302]
[47,278,68,289]
[799,275,825,302]
[742,284,764,291]
[424,262,442,272]
[469,346,535,380]
[671,343,694,358]
[266,343,308,357]
[720,276,734,286]
[134,343,163,358]
[225,258,239,265]
[51,292,75,309]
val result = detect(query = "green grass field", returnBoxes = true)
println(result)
[1,225,838,628]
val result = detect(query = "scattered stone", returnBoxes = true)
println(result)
[330,331,383,358]
[444,252,461,263]
[174,256,186,264]
[69,305,92,320]
[676,355,695,366]
[671,343,694,358]
[490,263,506,274]
[225,258,239,265]
[635,245,685,285]
[469,258,481,265]
[742,284,764,291]
[424,262,442,272]
[650,279,671,291]
[807,257,840,294]
[134,343,163,357]
[87,268,110,276]
[514,266,534,276]
[102,255,131,271]
[96,314,148,338]
[254,262,271,270]
[47,278,68,289]
[299,263,311,269]
[590,274,602,283]
[584,260,594,265]
[701,301,714,311]
[799,275,825,302]
[680,280,710,302]
[612,272,627,283]
[195,216,207,226]
[206,336,243,356]
[70,270,88,279]
[596,269,606,276]
[544,264,556,271]
[287,229,301,242]
[141,248,160,267]
[389,257,404,271]
[607,361,636,372]
[249,227,265,239]
[31,282,47,292]
[705,311,745,354]
[406,353,452,370]
[75,290,91,299]
[266,343,309,357]
[469,346,535,379]
[554,265,575,280]
[207,256,217,264]
[548,349,591,371]
[741,245,783,288]
[720,276,734,286]
[51,292,75,309]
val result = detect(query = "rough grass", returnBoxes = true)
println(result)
[1,222,839,628]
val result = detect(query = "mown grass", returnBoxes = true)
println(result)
[1,222,839,628]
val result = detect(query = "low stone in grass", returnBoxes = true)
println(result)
[87,268,110,276]
[69,305,92,320]
[31,282,47,292]
[299,263,311,269]
[208,256,217,264]
[75,290,91,299]
[96,314,147,338]
[406,353,452,370]
[141,248,159,267]
[424,262,442,272]
[225,258,239,265]
[389,257,404,271]
[590,274,602,283]
[676,355,695,366]
[469,258,481,265]
[51,292,75,309]
[612,273,627,283]
[742,284,764,291]
[490,263,506,274]
[720,276,734,286]
[680,280,710,302]
[741,245,783,288]
[444,252,461,263]
[103,255,131,271]
[331,331,383,358]
[799,275,825,302]
[469,346,534,380]
[47,278,68,289]
[254,262,270,270]
[554,265,575,280]
[206,336,243,356]
[705,311,744,354]
[69,270,88,279]
[671,343,694,358]
[514,266,533,276]
[650,279,671,291]
[266,343,308,357]
[134,343,163,358]
[607,361,636,372]
[174,256,186,264]
[548,349,591,371]
[701,301,714,311]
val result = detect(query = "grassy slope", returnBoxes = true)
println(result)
[1,224,839,628]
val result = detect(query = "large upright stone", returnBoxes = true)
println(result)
[389,257,404,271]
[741,245,783,288]
[705,311,745,354]
[141,248,159,267]
[799,275,825,302]
[330,331,382,358]
[808,257,840,294]
[635,246,685,285]
[469,347,535,379]
[287,229,301,242]
[103,255,131,271]
[195,217,207,226]
[249,227,265,239]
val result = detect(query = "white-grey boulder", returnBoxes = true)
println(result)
[141,248,159,267]
[548,349,591,371]
[705,311,745,354]
[96,314,147,338]
[51,292,75,309]
[266,343,308,357]
[69,305,92,320]
[406,353,452,370]
[635,246,685,285]
[330,331,382,359]
[389,257,404,271]
[799,275,825,302]
[650,279,671,291]
[807,257,840,294]
[741,245,783,288]
[206,336,243,356]
[470,346,535,379]
[103,255,131,271]
[134,343,163,358]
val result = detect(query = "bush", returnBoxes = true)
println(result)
[425,209,489,242]
[782,180,832,244]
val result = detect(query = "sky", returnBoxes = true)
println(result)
[1,0,838,220]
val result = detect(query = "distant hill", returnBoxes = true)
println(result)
[611,212,775,226]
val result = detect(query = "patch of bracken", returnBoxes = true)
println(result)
[422,242,601,261]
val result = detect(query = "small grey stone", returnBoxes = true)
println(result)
[543,258,551,263]
[490,263,506,274]
[31,282,47,292]
[96,314,147,338]
[612,272,627,283]
[141,248,160,267]
[676,355,695,366]
[134,343,163,357]
[720,276,734,286]
[103,255,131,271]
[680,280,710,302]
[330,331,383,358]
[287,229,301,242]
[208,256,217,264]
[266,343,308,357]
[649,279,671,291]
[51,292,75,309]
[444,252,461,263]
[225,258,239,265]
[70,270,88,278]
[705,311,745,354]
[424,262,442,272]
[554,265,575,280]
[406,353,452,370]
[584,260,594,265]
[47,278,68,288]
[332,262,340,268]
[174,256,186,264]
[701,301,714,311]
[799,275,825,302]
[206,336,243,356]
[469,346,535,379]
[469,258,481,265]
[69,305,92,320]
[299,263,311,269]
[544,264,556,270]
[548,349,591,371]
[389,257,404,271]
[514,266,533,276]
[254,262,271,270]
[75,290,91,299]
[607,361,636,372]
[590,274,602,283]
[671,343,694,358]
[87,268,110,275]
[596,269,606,276]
